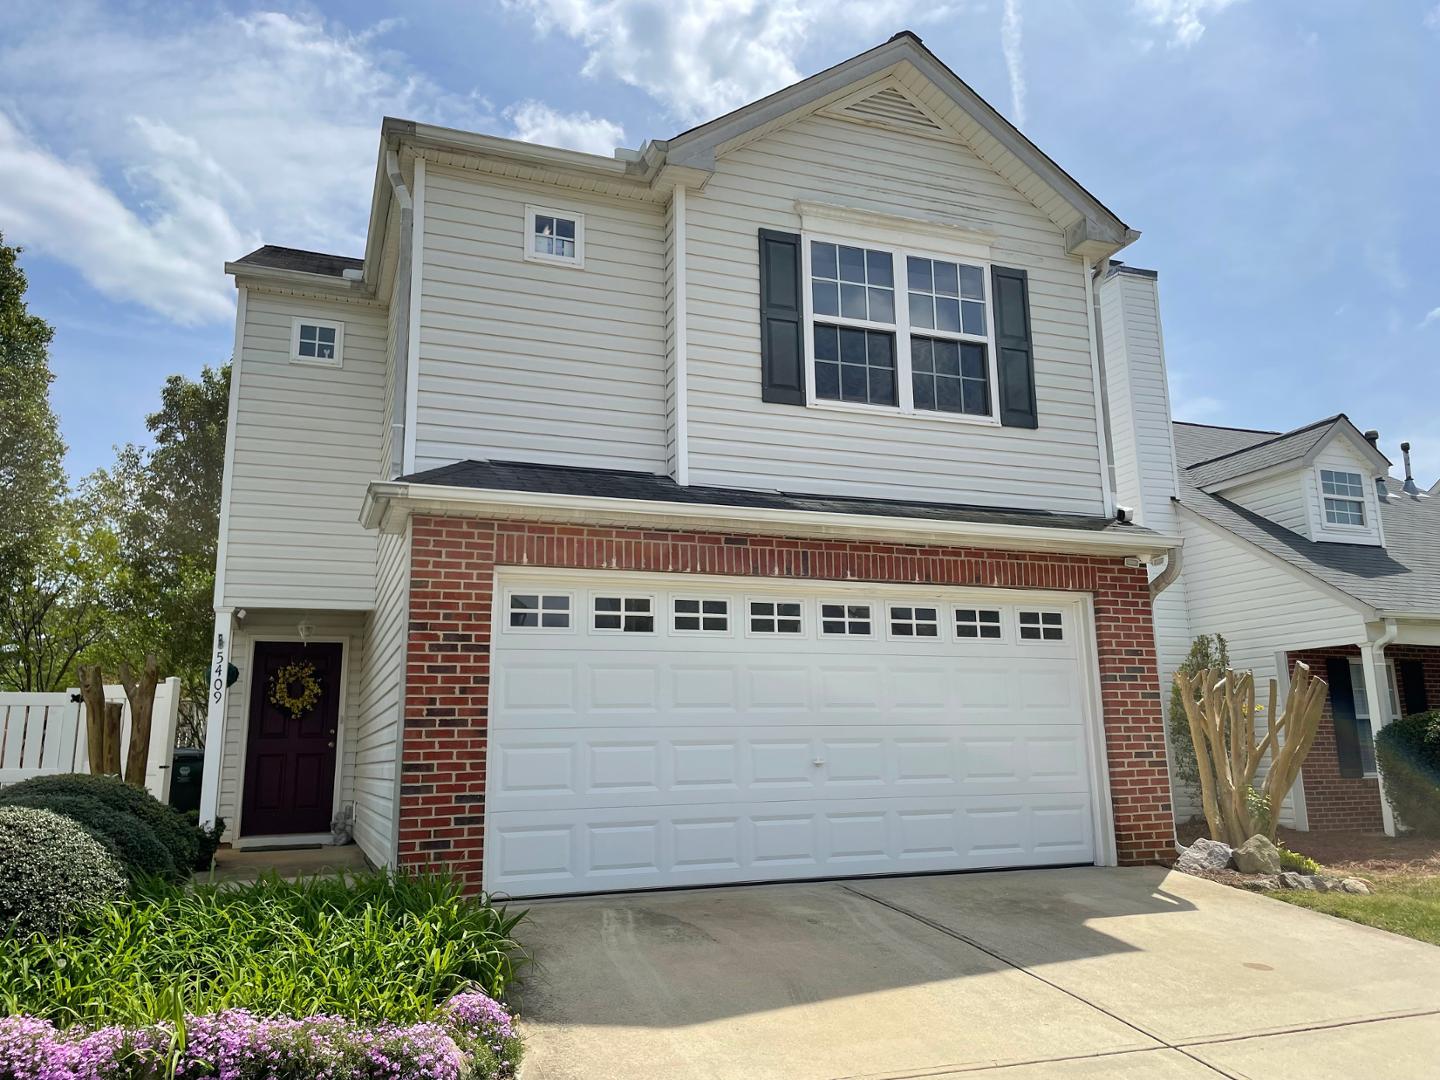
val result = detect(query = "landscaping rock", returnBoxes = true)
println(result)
[1339,877,1373,895]
[1239,875,1281,892]
[1279,871,1316,890]
[1233,834,1282,875]
[1175,837,1234,874]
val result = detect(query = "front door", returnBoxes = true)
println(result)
[241,641,342,837]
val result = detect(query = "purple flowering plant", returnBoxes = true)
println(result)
[0,990,521,1080]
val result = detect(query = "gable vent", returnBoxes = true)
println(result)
[837,87,943,133]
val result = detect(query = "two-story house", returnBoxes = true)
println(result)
[198,32,1188,897]
[1094,262,1440,838]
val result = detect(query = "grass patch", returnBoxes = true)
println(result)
[1267,874,1440,947]
[0,871,527,1027]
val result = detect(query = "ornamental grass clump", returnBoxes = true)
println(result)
[0,989,521,1080]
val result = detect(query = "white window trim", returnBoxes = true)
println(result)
[502,589,577,634]
[289,317,344,367]
[524,204,586,269]
[1317,467,1368,530]
[818,600,876,638]
[1348,658,1398,779]
[1017,609,1067,644]
[885,602,942,642]
[743,596,807,638]
[799,228,1000,427]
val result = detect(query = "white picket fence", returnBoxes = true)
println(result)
[0,679,182,803]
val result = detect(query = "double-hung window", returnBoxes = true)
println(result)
[1320,469,1366,527]
[806,235,995,421]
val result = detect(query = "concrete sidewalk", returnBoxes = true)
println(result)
[512,867,1440,1079]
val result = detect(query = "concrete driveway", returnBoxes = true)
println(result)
[512,867,1440,1079]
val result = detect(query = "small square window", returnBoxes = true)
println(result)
[290,319,343,366]
[955,608,1003,640]
[525,205,585,267]
[1018,611,1063,641]
[750,600,802,634]
[673,597,729,633]
[890,605,939,638]
[820,603,872,636]
[593,595,653,632]
[508,592,572,630]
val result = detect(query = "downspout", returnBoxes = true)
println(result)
[385,150,414,480]
[1148,546,1183,600]
[1363,617,1401,836]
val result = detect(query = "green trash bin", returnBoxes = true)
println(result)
[169,747,205,814]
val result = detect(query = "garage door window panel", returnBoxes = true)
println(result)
[592,595,656,633]
[889,605,940,639]
[821,603,873,637]
[673,597,731,634]
[1018,610,1064,642]
[748,600,804,635]
[507,591,574,631]
[955,608,1003,640]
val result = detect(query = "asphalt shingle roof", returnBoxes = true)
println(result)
[233,245,363,278]
[399,458,1148,535]
[1174,422,1440,617]
[1184,416,1342,488]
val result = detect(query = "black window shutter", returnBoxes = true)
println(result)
[991,265,1038,429]
[757,229,805,405]
[1399,659,1429,716]
[1326,657,1364,779]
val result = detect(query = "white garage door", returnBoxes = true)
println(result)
[485,571,1106,897]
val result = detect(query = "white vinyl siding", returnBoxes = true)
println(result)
[352,525,411,866]
[220,291,384,609]
[1226,471,1311,537]
[380,199,408,480]
[684,112,1106,513]
[414,165,668,474]
[216,610,366,841]
[1177,514,1368,827]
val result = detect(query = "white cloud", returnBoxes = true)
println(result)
[1132,0,1243,48]
[1419,307,1440,330]
[1001,0,1026,128]
[505,0,960,124]
[0,7,619,326]
[505,101,626,155]
[1427,4,1440,32]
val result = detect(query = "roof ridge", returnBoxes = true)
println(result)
[1172,420,1281,435]
[249,243,362,262]
[1182,414,1346,472]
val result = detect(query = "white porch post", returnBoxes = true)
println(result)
[1360,620,1400,837]
[198,609,234,830]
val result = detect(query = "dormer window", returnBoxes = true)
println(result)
[525,205,585,268]
[1320,469,1366,527]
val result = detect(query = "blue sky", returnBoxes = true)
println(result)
[3,0,1438,483]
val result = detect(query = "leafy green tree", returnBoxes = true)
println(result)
[1169,633,1231,810]
[0,236,66,594]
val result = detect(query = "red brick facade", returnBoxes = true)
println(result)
[398,515,1175,890]
[1287,644,1440,832]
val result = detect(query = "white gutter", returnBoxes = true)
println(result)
[402,157,426,475]
[385,150,414,479]
[671,184,690,485]
[1084,257,1116,520]
[360,481,1180,558]
[1148,547,1183,599]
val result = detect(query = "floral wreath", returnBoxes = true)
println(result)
[269,660,322,719]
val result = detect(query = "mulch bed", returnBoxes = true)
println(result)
[1176,817,1440,877]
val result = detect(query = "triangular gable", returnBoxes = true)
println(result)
[663,32,1137,258]
[1192,415,1391,492]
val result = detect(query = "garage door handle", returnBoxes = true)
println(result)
[812,758,825,767]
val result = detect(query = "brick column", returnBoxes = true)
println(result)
[398,515,1176,890]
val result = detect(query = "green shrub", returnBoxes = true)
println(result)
[0,774,199,871]
[1376,710,1440,834]
[0,870,528,1027]
[0,806,126,938]
[1,793,178,882]
[1277,844,1322,875]
[187,810,225,872]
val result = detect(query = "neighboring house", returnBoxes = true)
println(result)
[198,32,1191,896]
[1095,262,1440,835]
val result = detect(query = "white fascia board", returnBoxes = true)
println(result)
[1177,503,1376,619]
[361,481,1180,558]
[223,262,376,301]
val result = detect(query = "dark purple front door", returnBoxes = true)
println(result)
[241,641,342,837]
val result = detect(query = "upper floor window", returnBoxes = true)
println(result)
[1320,469,1366,526]
[806,237,995,421]
[525,205,585,268]
[290,318,343,367]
